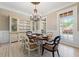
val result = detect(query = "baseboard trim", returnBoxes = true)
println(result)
[60,41,79,48]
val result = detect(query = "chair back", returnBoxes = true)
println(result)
[53,36,61,50]
[26,31,32,39]
[19,32,30,49]
[53,36,60,44]
[26,31,32,36]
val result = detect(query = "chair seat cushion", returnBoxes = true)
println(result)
[43,44,57,51]
[30,44,38,49]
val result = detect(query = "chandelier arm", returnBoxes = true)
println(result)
[35,4,36,9]
[30,2,41,21]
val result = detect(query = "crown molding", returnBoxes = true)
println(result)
[0,3,77,17]
[0,5,30,17]
[44,2,77,16]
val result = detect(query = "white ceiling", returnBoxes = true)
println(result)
[0,2,76,16]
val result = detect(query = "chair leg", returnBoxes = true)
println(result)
[38,46,40,56]
[41,47,44,55]
[52,51,54,57]
[57,49,60,57]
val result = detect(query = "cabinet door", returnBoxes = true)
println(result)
[9,17,18,32]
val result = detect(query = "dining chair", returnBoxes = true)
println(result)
[41,36,61,57]
[19,32,40,56]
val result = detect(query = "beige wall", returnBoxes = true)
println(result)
[0,15,9,31]
[0,8,29,31]
[0,8,29,43]
[0,8,28,20]
[46,11,57,32]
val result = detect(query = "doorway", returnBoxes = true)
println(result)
[59,11,74,42]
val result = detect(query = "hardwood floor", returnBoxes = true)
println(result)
[0,42,79,57]
[59,44,79,57]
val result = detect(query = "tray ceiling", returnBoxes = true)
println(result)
[0,2,76,16]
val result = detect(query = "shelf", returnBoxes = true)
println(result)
[18,19,31,32]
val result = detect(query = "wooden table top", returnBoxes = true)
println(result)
[27,34,48,41]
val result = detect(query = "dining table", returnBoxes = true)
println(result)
[27,34,48,47]
[26,34,55,54]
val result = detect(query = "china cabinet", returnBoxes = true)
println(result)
[9,16,31,43]
[9,17,18,43]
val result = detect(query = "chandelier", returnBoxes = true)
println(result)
[30,2,41,21]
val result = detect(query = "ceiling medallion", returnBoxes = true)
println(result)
[31,2,40,5]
